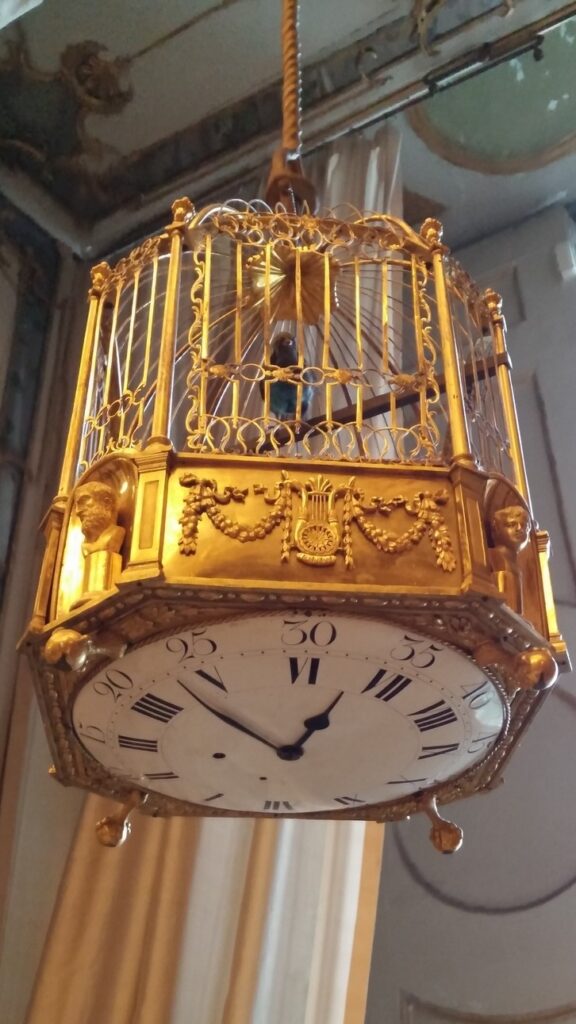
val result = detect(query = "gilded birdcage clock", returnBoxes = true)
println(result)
[23,1,567,850]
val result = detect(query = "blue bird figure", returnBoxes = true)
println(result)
[261,333,313,422]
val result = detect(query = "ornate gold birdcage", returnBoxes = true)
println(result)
[23,1,567,850]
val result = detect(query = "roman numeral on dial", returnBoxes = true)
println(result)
[289,657,320,685]
[418,743,460,760]
[334,796,363,805]
[411,700,457,732]
[264,800,294,811]
[132,693,183,722]
[386,778,427,785]
[193,667,227,692]
[145,771,179,780]
[362,670,413,701]
[118,736,158,751]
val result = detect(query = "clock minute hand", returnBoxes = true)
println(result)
[181,684,280,753]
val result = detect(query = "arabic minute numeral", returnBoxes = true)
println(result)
[389,634,443,669]
[93,669,134,702]
[462,682,492,709]
[467,732,500,754]
[281,618,337,647]
[165,629,218,660]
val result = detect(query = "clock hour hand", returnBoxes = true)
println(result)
[277,692,344,761]
[181,684,280,753]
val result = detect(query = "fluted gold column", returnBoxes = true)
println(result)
[484,288,531,507]
[58,262,110,495]
[423,219,474,466]
[150,197,194,445]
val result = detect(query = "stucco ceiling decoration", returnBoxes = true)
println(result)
[401,992,576,1023]
[0,0,569,250]
[0,0,399,224]
[409,15,576,174]
[0,35,132,192]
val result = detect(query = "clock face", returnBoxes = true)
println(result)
[72,612,507,815]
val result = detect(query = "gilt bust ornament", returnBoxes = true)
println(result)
[488,504,531,613]
[75,481,125,555]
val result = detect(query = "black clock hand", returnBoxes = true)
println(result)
[294,691,344,747]
[277,692,344,760]
[180,683,281,753]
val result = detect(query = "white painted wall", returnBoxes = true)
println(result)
[366,205,576,1024]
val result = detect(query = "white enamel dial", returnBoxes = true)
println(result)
[72,612,507,814]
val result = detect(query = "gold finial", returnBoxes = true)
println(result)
[95,791,144,847]
[483,287,504,324]
[430,819,464,854]
[170,196,195,230]
[44,627,89,669]
[475,640,558,695]
[96,816,132,847]
[43,626,126,672]
[420,217,446,251]
[89,261,111,298]
[423,795,463,854]
[48,764,58,777]
[514,647,558,691]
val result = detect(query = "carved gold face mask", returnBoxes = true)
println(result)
[492,506,530,552]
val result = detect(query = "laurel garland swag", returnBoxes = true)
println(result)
[178,472,457,572]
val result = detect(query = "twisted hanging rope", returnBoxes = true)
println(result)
[266,0,316,210]
[281,0,302,158]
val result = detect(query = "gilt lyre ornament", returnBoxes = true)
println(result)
[293,475,341,565]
